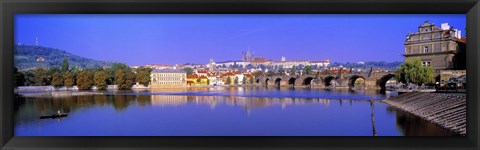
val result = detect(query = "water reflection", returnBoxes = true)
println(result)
[14,87,451,136]
[151,95,188,106]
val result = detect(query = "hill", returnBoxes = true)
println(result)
[14,44,114,70]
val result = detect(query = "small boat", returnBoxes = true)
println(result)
[40,113,68,119]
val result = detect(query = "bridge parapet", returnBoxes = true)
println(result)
[257,71,397,89]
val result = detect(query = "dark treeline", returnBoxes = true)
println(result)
[14,59,152,90]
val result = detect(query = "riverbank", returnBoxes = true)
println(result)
[382,92,466,135]
[19,91,104,97]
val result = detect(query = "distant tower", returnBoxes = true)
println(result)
[209,58,216,71]
[35,34,39,46]
[241,52,245,61]
[281,56,286,62]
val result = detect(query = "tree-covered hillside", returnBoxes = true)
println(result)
[14,44,113,70]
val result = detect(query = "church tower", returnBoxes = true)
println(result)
[246,50,252,61]
[209,58,216,71]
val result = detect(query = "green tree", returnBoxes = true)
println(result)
[33,67,50,86]
[226,76,232,85]
[61,59,69,72]
[242,76,247,84]
[48,67,61,75]
[108,63,129,85]
[395,59,435,86]
[234,76,239,84]
[115,69,126,89]
[196,78,202,83]
[71,66,81,84]
[183,67,194,75]
[52,71,64,88]
[24,70,35,86]
[115,69,135,90]
[64,70,75,87]
[125,69,136,89]
[14,68,25,87]
[303,65,313,75]
[76,70,93,90]
[94,70,108,90]
[91,67,104,73]
[135,67,152,86]
[206,79,210,85]
[249,76,255,84]
[290,65,296,75]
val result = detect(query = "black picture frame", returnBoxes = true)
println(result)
[1,0,479,149]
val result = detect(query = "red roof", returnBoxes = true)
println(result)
[456,37,466,44]
[187,74,199,79]
[197,70,208,73]
[244,74,252,77]
[443,29,451,35]
[222,72,234,76]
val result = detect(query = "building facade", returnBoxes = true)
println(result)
[404,21,466,72]
[150,69,187,88]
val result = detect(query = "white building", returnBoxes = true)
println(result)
[150,69,187,88]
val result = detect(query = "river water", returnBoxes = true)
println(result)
[14,87,455,136]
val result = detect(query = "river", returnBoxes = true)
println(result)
[14,87,455,136]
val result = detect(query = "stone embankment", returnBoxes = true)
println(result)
[383,92,466,135]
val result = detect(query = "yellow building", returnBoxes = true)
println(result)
[150,69,186,88]
[187,74,209,86]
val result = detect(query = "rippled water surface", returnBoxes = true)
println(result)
[14,87,454,136]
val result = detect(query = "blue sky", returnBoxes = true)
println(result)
[15,14,466,66]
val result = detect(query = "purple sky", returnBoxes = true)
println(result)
[15,14,466,66]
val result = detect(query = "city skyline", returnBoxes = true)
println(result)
[15,14,466,66]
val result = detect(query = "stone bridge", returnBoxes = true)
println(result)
[255,71,396,89]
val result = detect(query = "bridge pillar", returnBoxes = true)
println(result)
[312,78,325,88]
[295,78,303,86]
[336,78,349,88]
[365,79,378,89]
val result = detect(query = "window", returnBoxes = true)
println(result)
[424,46,429,53]
[422,61,431,67]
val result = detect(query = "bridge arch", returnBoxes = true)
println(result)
[377,74,396,90]
[348,75,366,88]
[324,76,337,87]
[256,79,260,84]
[288,77,296,86]
[265,78,270,86]
[303,77,314,86]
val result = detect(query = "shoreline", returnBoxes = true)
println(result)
[382,92,466,135]
[18,91,105,97]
